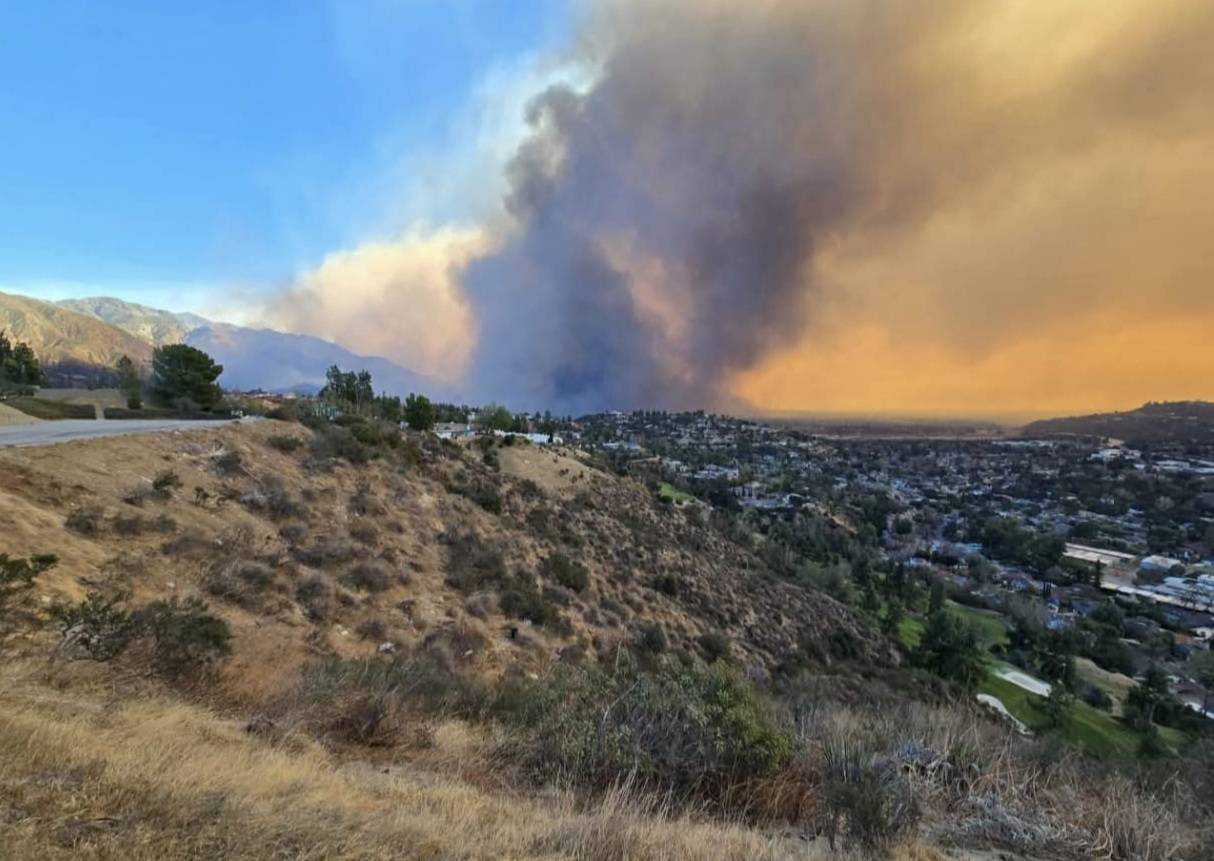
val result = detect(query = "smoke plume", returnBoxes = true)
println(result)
[272,0,1214,415]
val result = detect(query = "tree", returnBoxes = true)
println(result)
[115,354,142,409]
[1124,665,1173,732]
[151,344,223,409]
[477,403,514,432]
[913,610,985,691]
[1042,682,1074,728]
[403,393,435,431]
[0,330,43,386]
[881,598,904,640]
[928,578,946,615]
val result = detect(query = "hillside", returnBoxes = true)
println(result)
[0,291,153,382]
[58,296,207,346]
[1022,401,1214,445]
[48,292,441,397]
[2,421,1207,858]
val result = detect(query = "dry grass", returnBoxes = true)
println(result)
[0,661,855,860]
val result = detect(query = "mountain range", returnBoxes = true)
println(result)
[0,290,436,396]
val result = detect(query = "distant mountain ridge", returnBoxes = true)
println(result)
[1022,401,1214,445]
[2,291,438,397]
[184,322,438,397]
[57,296,206,346]
[0,291,154,385]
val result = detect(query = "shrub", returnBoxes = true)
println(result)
[500,574,559,627]
[267,434,304,453]
[651,573,683,597]
[296,574,334,621]
[1,553,56,631]
[497,655,792,799]
[133,597,232,680]
[820,739,921,852]
[542,553,589,593]
[214,449,244,475]
[49,592,138,661]
[65,507,103,536]
[444,531,506,592]
[697,631,731,663]
[298,653,489,745]
[152,469,182,494]
[634,621,668,656]
[310,424,371,465]
[341,560,395,594]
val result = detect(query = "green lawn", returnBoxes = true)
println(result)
[899,602,1188,759]
[979,672,1186,759]
[658,482,694,505]
[3,397,96,420]
[896,602,1008,652]
[946,602,1010,648]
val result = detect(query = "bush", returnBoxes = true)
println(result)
[152,469,182,494]
[820,739,921,852]
[65,507,103,536]
[267,434,304,453]
[496,655,793,799]
[444,531,506,592]
[296,574,334,621]
[310,424,371,465]
[542,553,589,593]
[49,592,138,660]
[634,621,668,655]
[500,574,560,628]
[133,597,232,680]
[298,653,489,745]
[697,631,731,663]
[651,573,683,597]
[1,553,57,630]
[341,560,395,593]
[214,449,244,475]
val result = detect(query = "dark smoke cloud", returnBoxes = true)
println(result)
[464,1,869,412]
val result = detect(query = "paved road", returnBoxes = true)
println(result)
[0,417,254,448]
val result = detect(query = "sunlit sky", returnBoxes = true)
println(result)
[3,1,1211,419]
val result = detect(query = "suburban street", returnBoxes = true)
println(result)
[0,417,250,448]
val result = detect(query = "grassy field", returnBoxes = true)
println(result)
[900,602,1187,759]
[658,482,694,504]
[979,670,1187,759]
[3,397,96,419]
[896,601,1009,652]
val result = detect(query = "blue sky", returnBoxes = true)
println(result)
[0,1,572,310]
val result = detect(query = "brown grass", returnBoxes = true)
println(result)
[0,661,856,860]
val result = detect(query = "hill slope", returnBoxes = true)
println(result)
[57,296,207,346]
[1023,401,1214,445]
[0,291,153,383]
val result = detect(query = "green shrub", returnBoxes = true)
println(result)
[1,553,56,631]
[497,655,792,798]
[820,739,921,852]
[49,592,138,660]
[152,469,182,493]
[267,434,304,453]
[134,597,232,680]
[542,553,589,593]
